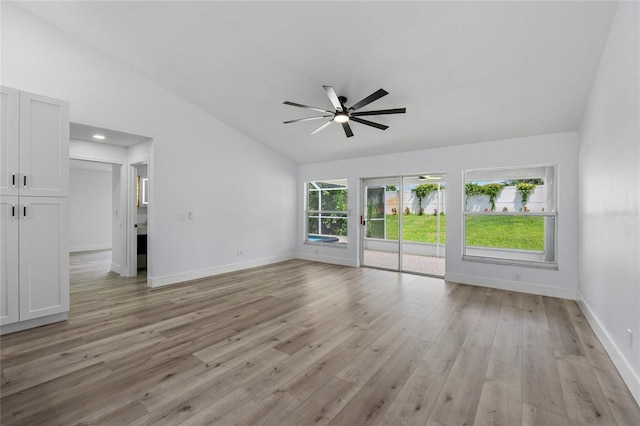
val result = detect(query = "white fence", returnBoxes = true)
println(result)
[466,185,545,212]
[385,189,446,215]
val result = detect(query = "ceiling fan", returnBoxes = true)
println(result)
[283,86,406,138]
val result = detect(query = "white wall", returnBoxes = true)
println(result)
[70,139,128,164]
[69,163,112,252]
[298,131,579,299]
[2,3,297,286]
[111,164,123,274]
[578,1,639,402]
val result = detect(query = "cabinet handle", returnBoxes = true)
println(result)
[11,204,16,219]
[23,205,27,219]
[23,175,27,187]
[12,173,16,187]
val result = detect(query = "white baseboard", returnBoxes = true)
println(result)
[576,291,640,404]
[1,312,68,335]
[444,272,576,300]
[70,243,112,253]
[147,253,296,288]
[296,252,358,267]
[110,263,121,274]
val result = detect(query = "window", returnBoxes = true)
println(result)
[306,179,348,244]
[463,165,557,268]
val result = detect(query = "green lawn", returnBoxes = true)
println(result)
[465,215,544,251]
[367,214,544,251]
[369,214,446,244]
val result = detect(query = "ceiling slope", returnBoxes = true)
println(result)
[16,1,619,164]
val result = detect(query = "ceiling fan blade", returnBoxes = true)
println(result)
[350,116,389,131]
[283,115,332,124]
[310,120,333,135]
[351,108,406,117]
[342,122,354,138]
[323,85,343,111]
[283,101,333,114]
[348,88,388,111]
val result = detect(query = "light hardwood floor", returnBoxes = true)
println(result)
[1,250,638,425]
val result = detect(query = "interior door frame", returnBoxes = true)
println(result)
[127,158,150,278]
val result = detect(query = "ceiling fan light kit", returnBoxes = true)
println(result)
[283,85,406,138]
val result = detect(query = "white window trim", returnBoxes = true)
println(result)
[462,165,558,269]
[305,180,348,245]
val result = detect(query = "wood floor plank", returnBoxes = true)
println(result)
[75,399,150,426]
[243,321,358,400]
[335,314,422,386]
[473,359,522,426]
[1,251,636,425]
[0,362,113,424]
[138,346,288,413]
[522,326,568,417]
[328,335,432,426]
[522,294,549,330]
[555,352,617,424]
[522,403,572,426]
[428,330,495,426]
[491,311,523,366]
[288,376,357,426]
[543,296,584,357]
[604,389,640,426]
[373,364,447,426]
[570,316,632,398]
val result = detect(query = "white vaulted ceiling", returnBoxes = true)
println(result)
[16,1,619,164]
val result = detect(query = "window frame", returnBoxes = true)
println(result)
[305,179,348,245]
[462,165,558,269]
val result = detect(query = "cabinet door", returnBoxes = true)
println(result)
[18,197,69,321]
[0,87,20,196]
[19,91,69,197]
[0,196,19,325]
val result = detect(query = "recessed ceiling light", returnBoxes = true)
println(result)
[93,134,105,140]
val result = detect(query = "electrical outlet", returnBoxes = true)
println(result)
[188,210,194,220]
[177,212,186,221]
[627,329,633,346]
[236,250,243,256]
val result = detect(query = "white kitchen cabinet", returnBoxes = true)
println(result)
[0,197,19,325]
[18,197,69,321]
[1,87,69,197]
[0,197,68,325]
[0,86,69,333]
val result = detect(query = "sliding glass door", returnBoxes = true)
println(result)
[362,178,400,271]
[362,174,446,277]
[400,174,446,276]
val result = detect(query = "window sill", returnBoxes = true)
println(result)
[304,241,348,249]
[462,255,558,270]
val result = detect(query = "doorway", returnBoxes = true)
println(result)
[68,158,123,274]
[69,122,152,280]
[362,174,446,277]
[132,162,149,273]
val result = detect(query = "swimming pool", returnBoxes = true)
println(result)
[307,235,339,243]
